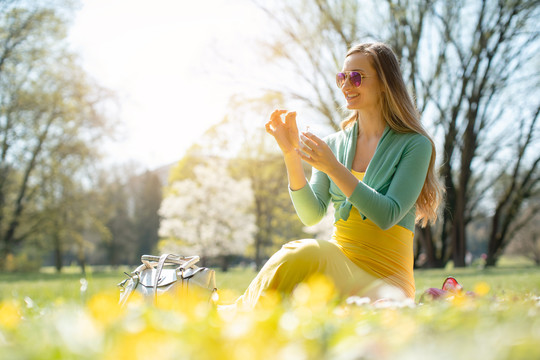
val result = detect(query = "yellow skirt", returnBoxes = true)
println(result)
[235,238,384,308]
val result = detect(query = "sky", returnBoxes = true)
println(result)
[68,0,269,170]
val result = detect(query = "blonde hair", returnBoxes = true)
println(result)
[341,42,444,227]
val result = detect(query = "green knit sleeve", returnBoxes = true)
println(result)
[289,167,332,226]
[348,134,432,230]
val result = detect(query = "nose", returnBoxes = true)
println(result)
[341,75,353,90]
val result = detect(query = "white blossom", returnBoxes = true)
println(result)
[158,159,257,258]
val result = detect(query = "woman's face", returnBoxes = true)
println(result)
[340,53,383,111]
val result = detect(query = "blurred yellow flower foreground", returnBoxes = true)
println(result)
[1,276,539,360]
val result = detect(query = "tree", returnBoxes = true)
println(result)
[79,164,162,268]
[485,107,540,266]
[428,0,539,267]
[504,201,540,265]
[158,159,256,271]
[132,170,162,261]
[0,2,114,269]
[41,165,112,273]
[100,169,136,267]
[231,135,309,270]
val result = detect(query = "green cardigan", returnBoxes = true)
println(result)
[289,121,432,232]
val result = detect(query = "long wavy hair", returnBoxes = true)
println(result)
[341,42,444,227]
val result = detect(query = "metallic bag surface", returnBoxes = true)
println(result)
[118,254,217,307]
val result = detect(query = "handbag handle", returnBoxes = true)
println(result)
[151,254,201,302]
[141,254,200,267]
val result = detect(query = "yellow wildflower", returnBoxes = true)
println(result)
[88,291,124,327]
[474,282,490,297]
[0,300,21,329]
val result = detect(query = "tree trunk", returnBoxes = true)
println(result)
[452,197,467,267]
[54,236,63,272]
[1,115,54,260]
[452,105,478,267]
[254,233,264,270]
[0,246,13,271]
[416,226,442,268]
[438,114,459,268]
[77,243,86,276]
[485,111,540,267]
[221,255,231,272]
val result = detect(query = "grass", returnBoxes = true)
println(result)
[0,265,258,305]
[415,266,540,297]
[2,259,539,304]
[1,260,539,359]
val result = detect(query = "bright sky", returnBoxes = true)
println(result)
[68,0,268,169]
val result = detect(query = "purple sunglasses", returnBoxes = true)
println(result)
[336,71,368,88]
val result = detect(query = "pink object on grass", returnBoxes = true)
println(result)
[442,276,463,293]
[420,276,474,301]
[423,287,448,299]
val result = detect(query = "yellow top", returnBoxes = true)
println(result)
[331,170,415,298]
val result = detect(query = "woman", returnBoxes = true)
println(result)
[235,42,443,308]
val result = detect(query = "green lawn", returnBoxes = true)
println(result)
[2,260,539,304]
[1,261,539,359]
[0,265,258,305]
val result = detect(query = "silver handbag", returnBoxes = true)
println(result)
[118,254,217,307]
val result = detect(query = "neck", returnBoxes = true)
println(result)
[356,109,386,139]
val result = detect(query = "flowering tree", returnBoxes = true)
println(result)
[158,160,256,270]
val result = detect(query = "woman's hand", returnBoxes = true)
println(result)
[298,131,341,174]
[265,109,299,156]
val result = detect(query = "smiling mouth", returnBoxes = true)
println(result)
[346,93,359,100]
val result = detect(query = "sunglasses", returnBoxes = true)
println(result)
[336,71,368,88]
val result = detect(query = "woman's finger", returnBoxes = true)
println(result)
[265,121,274,134]
[300,133,318,150]
[284,111,297,128]
[296,149,318,168]
[299,142,313,155]
[296,148,311,161]
[271,109,287,118]
[302,132,323,144]
[270,109,287,125]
